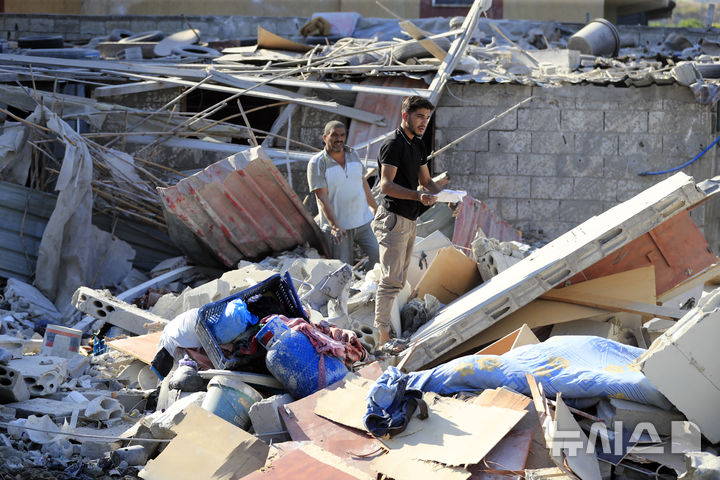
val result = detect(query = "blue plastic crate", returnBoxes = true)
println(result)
[196,272,307,370]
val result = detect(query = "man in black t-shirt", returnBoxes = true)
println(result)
[372,96,443,349]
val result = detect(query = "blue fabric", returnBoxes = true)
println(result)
[363,366,423,437]
[411,336,672,409]
[209,298,259,344]
[363,337,672,436]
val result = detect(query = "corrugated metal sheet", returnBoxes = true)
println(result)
[0,180,56,281]
[347,77,428,162]
[0,180,180,281]
[452,195,522,251]
[158,146,325,267]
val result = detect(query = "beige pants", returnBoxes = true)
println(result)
[372,205,416,333]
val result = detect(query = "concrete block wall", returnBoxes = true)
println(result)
[0,13,308,43]
[434,83,718,243]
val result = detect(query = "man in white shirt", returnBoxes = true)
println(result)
[307,121,379,269]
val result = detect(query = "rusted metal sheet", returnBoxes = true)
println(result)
[278,362,384,475]
[566,209,718,296]
[158,146,325,267]
[0,180,178,280]
[452,195,522,252]
[242,448,362,480]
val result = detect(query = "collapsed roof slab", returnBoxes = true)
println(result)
[400,172,719,371]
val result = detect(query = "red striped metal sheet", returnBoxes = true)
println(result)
[159,146,325,267]
[347,77,428,161]
[452,195,522,252]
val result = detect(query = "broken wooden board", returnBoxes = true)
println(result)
[412,246,483,304]
[476,324,539,356]
[399,20,448,61]
[540,290,683,320]
[403,173,707,371]
[566,210,718,297]
[139,404,269,480]
[107,331,162,365]
[418,267,657,367]
[470,387,554,471]
[525,376,581,480]
[379,393,526,466]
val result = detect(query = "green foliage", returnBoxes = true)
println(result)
[677,18,706,28]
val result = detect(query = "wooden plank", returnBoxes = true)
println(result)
[540,290,684,320]
[399,20,448,61]
[467,428,533,480]
[127,70,387,126]
[106,331,162,364]
[425,266,658,366]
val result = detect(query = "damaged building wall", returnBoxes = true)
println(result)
[0,13,716,49]
[289,83,718,247]
[3,0,422,18]
[433,82,718,245]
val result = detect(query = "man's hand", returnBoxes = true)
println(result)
[419,192,437,207]
[330,224,346,244]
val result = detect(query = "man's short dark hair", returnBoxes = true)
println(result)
[402,96,435,114]
[323,120,346,136]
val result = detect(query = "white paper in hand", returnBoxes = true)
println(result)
[434,189,467,203]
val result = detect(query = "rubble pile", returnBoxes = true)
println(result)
[0,1,720,479]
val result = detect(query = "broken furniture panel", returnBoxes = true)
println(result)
[428,266,656,365]
[637,288,720,443]
[565,210,718,297]
[401,173,709,371]
[159,146,325,267]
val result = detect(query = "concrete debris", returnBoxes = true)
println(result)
[3,278,63,323]
[472,235,533,281]
[1,6,720,479]
[72,286,169,335]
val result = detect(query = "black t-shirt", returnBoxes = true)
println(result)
[377,128,428,221]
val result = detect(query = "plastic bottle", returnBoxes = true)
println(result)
[256,316,347,399]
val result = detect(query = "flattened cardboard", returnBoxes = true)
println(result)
[412,246,482,304]
[476,324,539,356]
[139,404,268,480]
[380,393,526,466]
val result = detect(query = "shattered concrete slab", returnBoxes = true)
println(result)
[7,355,67,396]
[72,286,169,335]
